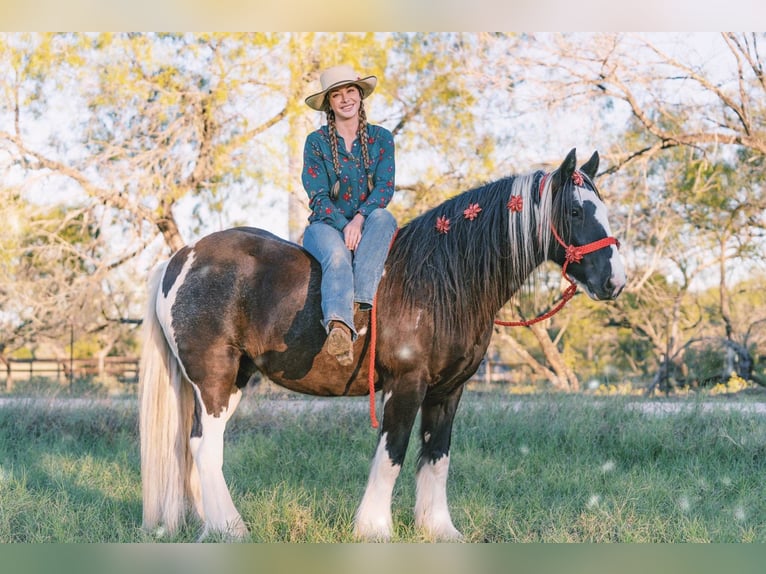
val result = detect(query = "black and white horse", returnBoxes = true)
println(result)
[138,149,626,540]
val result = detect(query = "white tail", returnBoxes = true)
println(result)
[138,261,200,534]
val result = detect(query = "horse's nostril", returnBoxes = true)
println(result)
[606,277,625,298]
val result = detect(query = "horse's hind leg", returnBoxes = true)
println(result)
[186,349,248,540]
[354,376,426,541]
[414,386,464,540]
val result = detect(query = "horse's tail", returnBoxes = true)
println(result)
[138,260,199,534]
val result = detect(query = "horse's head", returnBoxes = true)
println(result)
[546,149,626,301]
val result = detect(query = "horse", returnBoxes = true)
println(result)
[138,148,626,541]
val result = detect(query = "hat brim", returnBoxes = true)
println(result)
[305,75,377,111]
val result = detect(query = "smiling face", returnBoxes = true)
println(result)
[327,84,361,121]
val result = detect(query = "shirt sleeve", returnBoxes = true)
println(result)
[301,132,349,231]
[357,127,395,218]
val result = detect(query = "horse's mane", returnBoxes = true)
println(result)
[382,169,559,334]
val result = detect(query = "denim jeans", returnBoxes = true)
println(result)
[303,208,397,339]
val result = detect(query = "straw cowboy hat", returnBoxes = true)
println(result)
[305,65,377,111]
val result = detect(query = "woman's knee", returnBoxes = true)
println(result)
[365,208,397,230]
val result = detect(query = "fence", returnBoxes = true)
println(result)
[2,356,520,392]
[3,357,139,391]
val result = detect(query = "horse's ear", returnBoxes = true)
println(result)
[553,148,577,190]
[580,151,599,180]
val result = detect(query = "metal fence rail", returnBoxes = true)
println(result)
[2,356,519,392]
[3,357,139,391]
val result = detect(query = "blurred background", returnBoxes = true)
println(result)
[1,32,764,396]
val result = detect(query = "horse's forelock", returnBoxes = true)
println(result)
[510,171,549,277]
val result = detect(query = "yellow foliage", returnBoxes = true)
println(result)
[709,372,752,395]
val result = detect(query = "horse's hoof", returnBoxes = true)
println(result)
[353,525,392,542]
[353,515,393,542]
[327,324,354,366]
[196,520,249,542]
[416,518,464,542]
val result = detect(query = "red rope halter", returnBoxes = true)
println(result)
[494,172,619,328]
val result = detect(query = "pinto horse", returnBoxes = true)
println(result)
[139,149,626,541]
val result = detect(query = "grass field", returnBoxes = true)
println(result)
[0,388,765,542]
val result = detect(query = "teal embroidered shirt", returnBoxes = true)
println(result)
[302,124,395,231]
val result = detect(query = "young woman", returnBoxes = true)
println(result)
[302,65,397,366]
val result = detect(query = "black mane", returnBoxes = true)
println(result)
[382,171,547,334]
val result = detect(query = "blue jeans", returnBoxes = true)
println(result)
[303,208,397,339]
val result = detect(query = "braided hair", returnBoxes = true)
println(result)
[324,86,374,200]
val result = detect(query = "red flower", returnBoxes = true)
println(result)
[307,166,318,178]
[572,171,584,186]
[463,202,482,221]
[507,195,523,212]
[436,215,451,234]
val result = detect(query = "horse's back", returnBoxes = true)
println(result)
[194,226,308,270]
[157,227,375,397]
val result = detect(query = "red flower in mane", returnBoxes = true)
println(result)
[463,203,482,220]
[507,195,523,212]
[435,215,451,234]
[572,171,584,186]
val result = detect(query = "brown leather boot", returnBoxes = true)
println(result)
[327,321,354,366]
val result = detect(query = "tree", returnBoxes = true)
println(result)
[1,32,511,356]
[504,32,766,389]
[1,33,291,356]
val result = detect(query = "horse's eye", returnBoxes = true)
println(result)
[571,208,581,218]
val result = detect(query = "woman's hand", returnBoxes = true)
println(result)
[343,213,365,251]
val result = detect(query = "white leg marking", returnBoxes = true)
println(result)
[189,387,248,540]
[354,432,400,540]
[415,455,462,540]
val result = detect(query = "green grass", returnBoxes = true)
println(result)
[0,391,765,542]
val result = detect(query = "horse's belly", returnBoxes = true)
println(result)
[257,352,374,397]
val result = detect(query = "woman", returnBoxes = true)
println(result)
[302,65,397,366]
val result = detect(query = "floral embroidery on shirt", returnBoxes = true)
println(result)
[302,124,395,231]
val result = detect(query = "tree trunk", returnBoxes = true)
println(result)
[501,333,559,384]
[156,213,186,253]
[528,323,580,391]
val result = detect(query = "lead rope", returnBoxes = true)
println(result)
[367,227,399,428]
[367,292,380,428]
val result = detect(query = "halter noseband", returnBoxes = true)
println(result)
[539,171,620,266]
[494,171,620,328]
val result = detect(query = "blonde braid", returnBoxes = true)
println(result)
[325,108,342,199]
[358,101,374,193]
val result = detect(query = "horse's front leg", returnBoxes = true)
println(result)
[354,374,426,541]
[415,385,464,540]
